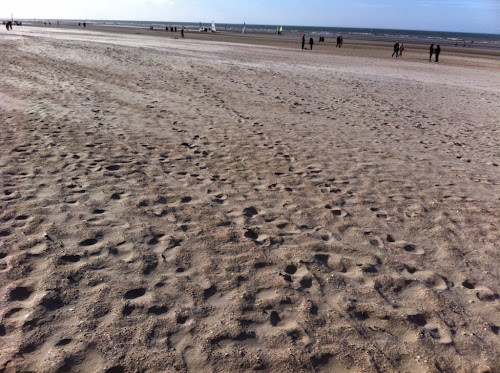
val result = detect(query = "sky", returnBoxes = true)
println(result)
[3,0,499,34]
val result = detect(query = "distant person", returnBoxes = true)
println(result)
[181,27,184,38]
[83,22,86,27]
[175,26,177,32]
[302,34,305,49]
[309,37,314,50]
[435,45,441,62]
[392,41,400,57]
[429,44,434,61]
[336,36,341,47]
[166,26,168,32]
[398,43,405,57]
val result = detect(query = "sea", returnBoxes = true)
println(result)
[26,19,500,50]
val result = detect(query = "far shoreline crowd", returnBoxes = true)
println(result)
[3,21,448,62]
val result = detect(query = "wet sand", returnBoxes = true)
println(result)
[1,26,499,372]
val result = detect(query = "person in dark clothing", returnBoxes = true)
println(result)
[435,45,441,62]
[181,28,184,38]
[429,44,434,61]
[392,41,400,57]
[336,36,341,47]
[398,43,405,57]
[302,34,305,49]
[309,37,314,50]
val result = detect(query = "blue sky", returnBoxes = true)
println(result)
[4,0,500,33]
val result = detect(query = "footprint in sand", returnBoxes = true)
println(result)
[244,228,271,246]
[405,270,449,291]
[211,193,228,204]
[270,311,281,326]
[104,366,125,373]
[461,280,499,302]
[401,243,425,255]
[325,204,348,218]
[124,288,146,300]
[276,222,301,235]
[105,165,121,171]
[79,238,99,246]
[0,229,11,237]
[406,313,453,344]
[243,206,258,218]
[148,305,168,315]
[8,286,34,301]
[59,254,81,264]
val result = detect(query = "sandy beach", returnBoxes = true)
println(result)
[1,26,499,372]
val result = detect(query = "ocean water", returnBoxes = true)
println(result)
[30,19,500,49]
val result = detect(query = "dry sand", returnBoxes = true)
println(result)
[0,26,499,372]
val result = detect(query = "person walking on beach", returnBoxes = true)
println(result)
[392,41,400,57]
[181,27,184,38]
[302,34,305,49]
[429,44,434,61]
[435,45,441,62]
[398,43,405,57]
[309,37,314,50]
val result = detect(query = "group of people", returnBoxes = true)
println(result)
[392,41,405,57]
[302,34,343,50]
[165,26,184,38]
[300,35,443,63]
[392,41,442,61]
[429,44,441,62]
[301,34,316,50]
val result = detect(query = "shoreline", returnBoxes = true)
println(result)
[8,19,500,50]
[12,23,500,60]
